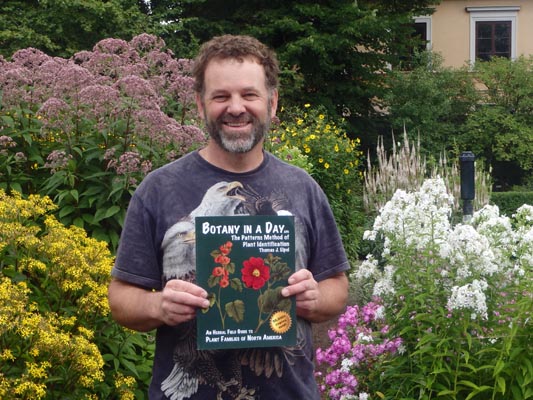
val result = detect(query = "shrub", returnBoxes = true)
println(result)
[269,104,365,262]
[0,34,206,249]
[491,191,533,217]
[0,189,153,399]
[318,179,533,399]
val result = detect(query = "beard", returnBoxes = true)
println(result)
[204,109,272,154]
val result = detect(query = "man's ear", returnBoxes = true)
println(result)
[270,89,279,118]
[195,93,204,117]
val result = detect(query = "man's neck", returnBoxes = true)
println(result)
[198,141,265,173]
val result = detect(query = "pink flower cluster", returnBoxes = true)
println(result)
[315,300,403,400]
[0,34,206,175]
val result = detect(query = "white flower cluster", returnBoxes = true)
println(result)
[364,178,453,253]
[357,177,532,321]
[447,279,488,319]
[340,393,369,400]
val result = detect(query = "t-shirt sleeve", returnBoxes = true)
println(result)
[112,193,163,291]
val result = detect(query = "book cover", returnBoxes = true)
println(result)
[195,215,296,350]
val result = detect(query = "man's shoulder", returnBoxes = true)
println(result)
[141,151,199,185]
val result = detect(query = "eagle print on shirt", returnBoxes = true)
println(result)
[160,181,305,400]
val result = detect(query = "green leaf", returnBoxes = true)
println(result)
[230,277,243,292]
[207,274,219,288]
[495,376,506,394]
[105,205,121,218]
[225,300,245,323]
[70,189,79,202]
[465,386,492,400]
[59,205,76,218]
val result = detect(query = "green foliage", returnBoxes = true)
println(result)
[383,54,533,190]
[0,189,153,399]
[0,35,206,250]
[490,191,533,217]
[269,104,365,262]
[459,56,533,183]
[0,0,150,58]
[383,51,479,155]
[148,0,440,119]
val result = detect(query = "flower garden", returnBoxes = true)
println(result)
[1,34,532,399]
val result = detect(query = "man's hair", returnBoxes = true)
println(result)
[192,34,280,94]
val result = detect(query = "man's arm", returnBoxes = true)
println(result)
[108,278,210,332]
[281,270,348,323]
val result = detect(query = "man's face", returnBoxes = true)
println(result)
[196,57,278,153]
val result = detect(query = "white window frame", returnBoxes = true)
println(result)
[466,6,520,65]
[414,16,432,51]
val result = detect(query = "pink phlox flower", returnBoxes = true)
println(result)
[325,369,358,400]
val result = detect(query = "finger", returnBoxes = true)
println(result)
[166,279,208,298]
[287,269,313,285]
[164,288,210,309]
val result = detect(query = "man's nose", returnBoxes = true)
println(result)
[226,95,246,115]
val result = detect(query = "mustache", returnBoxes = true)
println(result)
[219,113,254,124]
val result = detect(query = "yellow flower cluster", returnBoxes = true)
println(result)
[114,373,137,400]
[270,105,363,194]
[0,189,113,398]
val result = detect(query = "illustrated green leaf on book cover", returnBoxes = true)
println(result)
[195,215,296,350]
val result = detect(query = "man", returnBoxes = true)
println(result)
[108,34,349,399]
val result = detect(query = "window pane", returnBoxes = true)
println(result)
[477,23,493,39]
[476,21,511,60]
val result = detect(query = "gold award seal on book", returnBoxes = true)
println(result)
[269,311,292,334]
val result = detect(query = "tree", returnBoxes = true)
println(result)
[383,52,479,155]
[146,0,441,126]
[460,56,533,189]
[0,0,150,58]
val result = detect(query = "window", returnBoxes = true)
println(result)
[467,6,519,64]
[399,16,432,70]
[476,21,511,60]
[414,16,432,51]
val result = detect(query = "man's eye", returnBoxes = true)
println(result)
[244,93,258,99]
[213,95,228,101]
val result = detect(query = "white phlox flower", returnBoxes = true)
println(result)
[513,204,533,227]
[372,178,453,258]
[340,358,355,372]
[472,206,516,269]
[373,264,396,297]
[357,332,374,343]
[447,279,488,320]
[374,305,385,320]
[441,224,498,279]
[352,254,379,281]
[516,226,533,270]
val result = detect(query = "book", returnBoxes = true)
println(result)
[195,215,296,350]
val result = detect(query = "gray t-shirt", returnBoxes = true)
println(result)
[112,150,350,400]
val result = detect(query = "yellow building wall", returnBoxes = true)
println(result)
[430,0,533,68]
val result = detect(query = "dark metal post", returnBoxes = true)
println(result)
[459,151,475,221]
